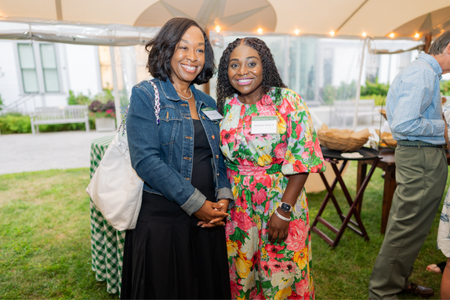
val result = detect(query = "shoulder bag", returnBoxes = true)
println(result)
[86,80,160,230]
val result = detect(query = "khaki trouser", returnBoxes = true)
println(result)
[369,145,447,300]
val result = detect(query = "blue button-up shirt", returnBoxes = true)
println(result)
[386,53,444,144]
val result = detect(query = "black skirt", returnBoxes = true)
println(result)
[121,120,231,299]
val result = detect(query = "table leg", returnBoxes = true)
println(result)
[381,164,396,234]
[312,161,347,228]
[332,158,380,245]
[356,161,367,213]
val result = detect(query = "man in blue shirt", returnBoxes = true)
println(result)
[369,30,450,300]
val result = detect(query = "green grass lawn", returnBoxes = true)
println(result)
[0,165,448,299]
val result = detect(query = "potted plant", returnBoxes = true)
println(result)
[89,100,116,132]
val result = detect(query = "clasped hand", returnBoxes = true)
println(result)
[195,199,229,228]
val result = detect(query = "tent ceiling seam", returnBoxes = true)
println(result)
[55,0,63,21]
[335,0,369,35]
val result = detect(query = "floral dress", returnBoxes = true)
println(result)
[220,87,325,300]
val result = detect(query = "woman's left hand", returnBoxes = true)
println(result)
[268,208,290,244]
[197,199,229,228]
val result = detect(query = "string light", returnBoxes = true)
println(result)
[215,25,221,33]
[330,31,335,36]
[389,33,395,38]
[414,33,420,38]
[294,29,300,35]
[362,32,367,37]
[257,28,263,34]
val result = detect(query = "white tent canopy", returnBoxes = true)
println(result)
[1,0,449,129]
[0,0,449,40]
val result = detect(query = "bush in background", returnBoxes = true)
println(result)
[441,80,450,96]
[67,90,91,105]
[0,114,31,134]
[360,78,390,96]
[0,93,4,111]
[0,113,96,134]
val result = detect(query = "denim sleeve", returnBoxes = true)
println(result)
[389,70,445,137]
[127,85,205,216]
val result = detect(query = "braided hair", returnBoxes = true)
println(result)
[216,37,286,114]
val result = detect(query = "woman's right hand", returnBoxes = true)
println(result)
[194,200,229,226]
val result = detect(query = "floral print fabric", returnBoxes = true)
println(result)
[220,88,325,299]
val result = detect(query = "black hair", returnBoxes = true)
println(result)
[216,37,286,113]
[145,17,215,84]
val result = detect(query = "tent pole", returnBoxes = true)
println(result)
[424,33,432,53]
[353,37,368,131]
[203,27,210,95]
[109,46,122,128]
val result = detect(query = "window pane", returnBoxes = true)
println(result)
[43,69,60,92]
[40,44,57,69]
[22,69,39,93]
[18,44,36,68]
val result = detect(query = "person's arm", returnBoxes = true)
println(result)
[127,85,227,222]
[390,70,445,137]
[268,90,325,244]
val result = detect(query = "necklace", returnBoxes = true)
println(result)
[175,88,193,100]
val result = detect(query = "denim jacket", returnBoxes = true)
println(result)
[127,78,233,216]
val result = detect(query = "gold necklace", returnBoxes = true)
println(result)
[175,88,193,100]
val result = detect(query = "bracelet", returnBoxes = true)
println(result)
[274,209,291,222]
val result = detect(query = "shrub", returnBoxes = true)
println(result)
[0,114,31,133]
[67,90,91,105]
[441,80,450,96]
[360,78,390,96]
[0,113,96,134]
[88,100,103,112]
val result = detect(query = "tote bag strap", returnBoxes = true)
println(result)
[149,81,161,125]
[118,80,161,136]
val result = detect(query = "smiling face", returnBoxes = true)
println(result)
[170,26,205,85]
[228,44,263,102]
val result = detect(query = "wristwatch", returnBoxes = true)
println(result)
[279,202,293,213]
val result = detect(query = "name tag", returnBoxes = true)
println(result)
[201,107,223,120]
[251,116,278,134]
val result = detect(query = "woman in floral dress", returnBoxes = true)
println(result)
[217,38,325,299]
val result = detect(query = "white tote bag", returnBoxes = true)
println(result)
[86,81,160,231]
[86,127,144,231]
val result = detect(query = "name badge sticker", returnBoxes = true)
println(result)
[251,116,278,134]
[201,107,223,120]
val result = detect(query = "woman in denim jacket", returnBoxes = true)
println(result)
[120,18,233,299]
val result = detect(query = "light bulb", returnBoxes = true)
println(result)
[330,31,335,36]
[294,29,300,35]
[257,28,263,34]
[215,25,221,33]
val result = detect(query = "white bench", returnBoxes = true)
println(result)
[30,105,90,134]
[333,99,378,126]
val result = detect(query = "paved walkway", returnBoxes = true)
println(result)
[0,131,115,175]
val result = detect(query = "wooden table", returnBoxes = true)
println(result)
[312,147,380,247]
[357,148,450,234]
